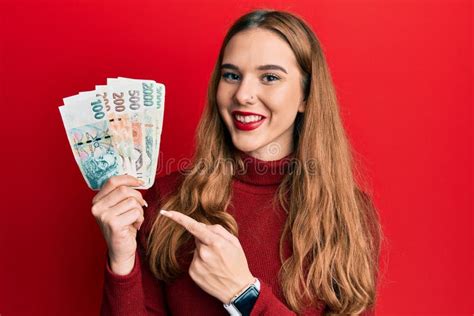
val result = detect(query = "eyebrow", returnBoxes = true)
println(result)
[220,63,288,74]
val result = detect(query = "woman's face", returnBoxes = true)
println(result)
[216,27,305,161]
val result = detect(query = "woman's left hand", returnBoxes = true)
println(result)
[159,209,255,304]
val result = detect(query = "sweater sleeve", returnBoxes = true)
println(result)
[100,249,168,315]
[100,180,169,315]
[250,280,298,315]
[250,280,325,315]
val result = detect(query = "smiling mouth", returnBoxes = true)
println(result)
[231,111,266,131]
[233,114,264,124]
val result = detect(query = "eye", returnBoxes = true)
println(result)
[262,73,280,83]
[222,72,240,82]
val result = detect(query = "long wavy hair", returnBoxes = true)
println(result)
[147,9,384,315]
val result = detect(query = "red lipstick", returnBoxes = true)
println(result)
[231,111,266,131]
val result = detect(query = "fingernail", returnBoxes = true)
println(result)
[138,179,145,185]
[160,209,171,217]
[143,200,148,208]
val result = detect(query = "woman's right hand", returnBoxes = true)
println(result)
[91,175,148,275]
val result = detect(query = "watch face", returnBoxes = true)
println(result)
[233,285,259,315]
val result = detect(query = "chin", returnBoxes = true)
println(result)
[231,137,263,154]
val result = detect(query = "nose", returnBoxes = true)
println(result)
[233,76,257,105]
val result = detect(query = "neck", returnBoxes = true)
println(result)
[240,143,294,161]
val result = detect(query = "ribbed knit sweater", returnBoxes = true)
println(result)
[100,152,374,315]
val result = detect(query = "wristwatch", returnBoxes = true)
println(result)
[223,278,260,316]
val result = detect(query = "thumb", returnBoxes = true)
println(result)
[132,216,144,231]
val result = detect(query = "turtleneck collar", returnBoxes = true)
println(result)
[233,149,294,186]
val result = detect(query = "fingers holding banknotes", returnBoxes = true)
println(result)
[91,175,148,275]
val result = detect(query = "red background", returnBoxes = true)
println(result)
[0,0,472,315]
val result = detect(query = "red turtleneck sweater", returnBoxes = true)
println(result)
[100,152,375,315]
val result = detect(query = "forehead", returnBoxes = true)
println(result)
[222,28,298,70]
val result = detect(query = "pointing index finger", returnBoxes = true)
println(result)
[160,209,213,245]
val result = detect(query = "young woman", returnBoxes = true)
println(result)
[92,9,383,316]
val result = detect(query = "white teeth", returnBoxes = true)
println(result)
[235,114,263,123]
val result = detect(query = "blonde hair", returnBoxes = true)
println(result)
[147,9,384,315]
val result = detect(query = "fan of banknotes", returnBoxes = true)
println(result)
[59,77,165,190]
